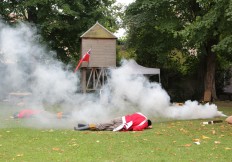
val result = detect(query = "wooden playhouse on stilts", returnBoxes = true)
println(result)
[80,22,117,93]
[79,22,161,93]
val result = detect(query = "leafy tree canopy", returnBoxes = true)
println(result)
[124,0,232,65]
[0,0,121,64]
[124,0,232,100]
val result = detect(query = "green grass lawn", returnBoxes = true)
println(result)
[0,101,231,162]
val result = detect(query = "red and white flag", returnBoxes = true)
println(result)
[74,49,91,73]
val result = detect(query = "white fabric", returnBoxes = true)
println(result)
[124,121,133,129]
[122,116,126,124]
[113,112,147,131]
[136,112,147,119]
[138,119,147,127]
[113,116,133,131]
[113,124,124,132]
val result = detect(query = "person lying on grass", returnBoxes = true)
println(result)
[13,109,70,119]
[13,109,43,118]
[74,112,152,131]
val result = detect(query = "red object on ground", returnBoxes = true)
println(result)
[123,112,148,131]
[16,109,43,118]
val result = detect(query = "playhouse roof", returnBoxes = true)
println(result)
[81,22,117,39]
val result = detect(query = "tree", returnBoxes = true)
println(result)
[0,0,120,64]
[180,0,232,101]
[124,0,232,101]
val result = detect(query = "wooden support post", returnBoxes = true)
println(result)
[81,68,87,93]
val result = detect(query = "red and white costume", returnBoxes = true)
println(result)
[15,109,43,118]
[113,112,148,131]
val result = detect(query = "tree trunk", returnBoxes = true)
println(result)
[203,43,217,102]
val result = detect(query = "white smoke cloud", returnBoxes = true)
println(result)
[100,60,226,120]
[0,20,226,129]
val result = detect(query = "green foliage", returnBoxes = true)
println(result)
[124,0,183,67]
[215,55,232,94]
[0,0,120,64]
[116,37,136,65]
[180,0,232,51]
[124,0,232,66]
[124,0,232,100]
[116,45,136,66]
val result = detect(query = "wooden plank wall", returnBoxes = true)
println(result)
[81,38,116,67]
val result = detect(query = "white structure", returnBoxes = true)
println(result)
[125,60,160,82]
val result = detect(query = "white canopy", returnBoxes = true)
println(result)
[125,60,161,82]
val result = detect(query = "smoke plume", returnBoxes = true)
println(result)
[0,20,225,129]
